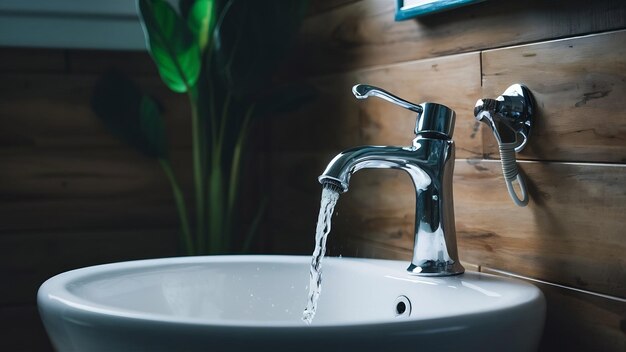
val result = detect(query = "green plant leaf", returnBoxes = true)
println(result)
[140,95,168,158]
[91,70,167,158]
[138,0,201,93]
[241,197,268,253]
[186,0,217,52]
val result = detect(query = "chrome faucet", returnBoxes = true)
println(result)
[319,84,465,276]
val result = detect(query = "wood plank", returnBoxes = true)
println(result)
[481,30,626,163]
[0,228,178,306]
[0,305,53,351]
[0,47,66,73]
[480,267,626,352]
[0,149,192,232]
[289,0,626,75]
[0,149,191,200]
[333,169,416,250]
[454,160,626,298]
[0,73,190,149]
[0,198,180,233]
[271,52,482,158]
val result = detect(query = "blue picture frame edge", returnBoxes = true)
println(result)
[395,0,486,21]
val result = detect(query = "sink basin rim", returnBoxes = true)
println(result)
[38,255,544,329]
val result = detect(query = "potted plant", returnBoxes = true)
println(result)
[92,0,312,255]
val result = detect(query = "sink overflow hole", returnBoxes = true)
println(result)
[394,295,411,318]
[396,302,406,314]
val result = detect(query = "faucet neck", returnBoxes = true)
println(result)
[407,139,464,276]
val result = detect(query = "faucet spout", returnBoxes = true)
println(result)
[319,146,430,193]
[319,138,465,276]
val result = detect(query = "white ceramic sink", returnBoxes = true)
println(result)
[38,255,545,351]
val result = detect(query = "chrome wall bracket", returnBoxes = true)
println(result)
[474,84,535,206]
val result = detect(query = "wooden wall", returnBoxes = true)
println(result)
[269,0,626,351]
[0,49,191,350]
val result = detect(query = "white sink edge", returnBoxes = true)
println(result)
[38,255,545,329]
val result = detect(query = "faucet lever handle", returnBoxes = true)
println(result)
[353,84,456,139]
[352,84,423,113]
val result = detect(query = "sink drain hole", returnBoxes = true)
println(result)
[394,295,411,317]
[396,301,406,314]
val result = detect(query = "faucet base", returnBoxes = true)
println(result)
[406,261,465,277]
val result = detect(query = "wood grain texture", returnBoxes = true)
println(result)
[271,52,483,158]
[0,149,192,232]
[290,0,626,75]
[0,228,178,306]
[0,48,226,351]
[481,267,626,352]
[333,169,415,251]
[0,73,190,149]
[0,149,191,200]
[454,160,626,298]
[481,30,626,163]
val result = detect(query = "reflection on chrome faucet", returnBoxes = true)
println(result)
[319,84,465,277]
